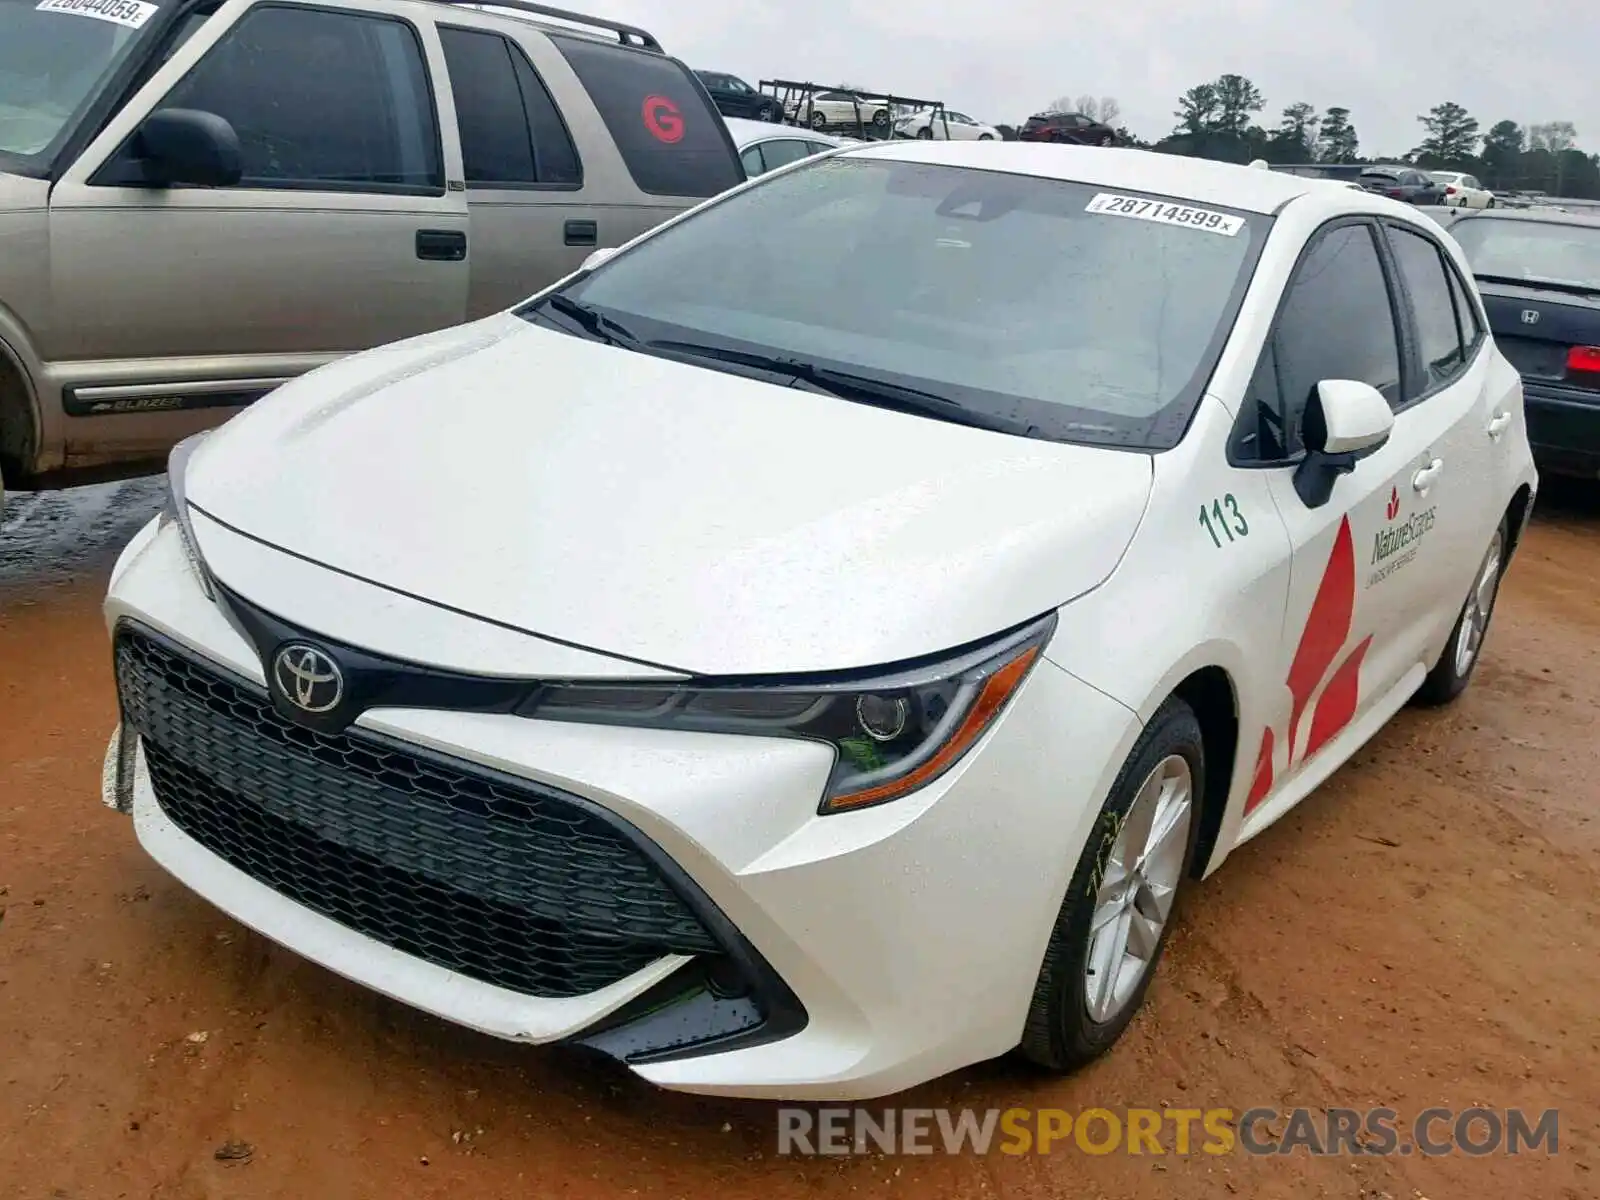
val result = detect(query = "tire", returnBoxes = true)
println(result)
[1412,518,1507,707]
[978,133,994,141]
[809,111,827,130]
[1097,133,1114,147]
[1487,197,1496,208]
[1017,697,1204,1071]
[916,125,933,139]
[758,101,781,123]
[872,108,889,128]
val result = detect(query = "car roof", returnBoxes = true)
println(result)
[721,116,844,148]
[832,141,1323,214]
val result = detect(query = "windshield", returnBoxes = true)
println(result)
[534,156,1264,449]
[1451,217,1600,291]
[0,0,158,165]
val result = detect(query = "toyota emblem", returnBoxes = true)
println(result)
[272,643,344,714]
[1520,309,1540,325]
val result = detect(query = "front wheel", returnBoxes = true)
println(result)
[915,125,933,139]
[1097,133,1114,146]
[978,132,994,140]
[758,101,781,123]
[1412,519,1506,707]
[1018,697,1202,1071]
[809,111,828,130]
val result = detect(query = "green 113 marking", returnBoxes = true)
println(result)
[1199,494,1249,547]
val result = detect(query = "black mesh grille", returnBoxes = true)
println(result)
[114,626,720,999]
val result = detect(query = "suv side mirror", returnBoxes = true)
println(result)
[1293,379,1394,508]
[135,109,242,187]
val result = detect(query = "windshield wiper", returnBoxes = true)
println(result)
[1473,273,1600,298]
[536,294,644,348]
[645,340,1043,438]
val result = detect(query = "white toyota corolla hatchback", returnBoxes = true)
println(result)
[102,141,1537,1101]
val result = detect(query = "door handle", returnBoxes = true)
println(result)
[415,229,467,261]
[564,219,598,247]
[1486,411,1512,440]
[1412,458,1444,494]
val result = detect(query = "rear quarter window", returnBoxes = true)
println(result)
[551,36,741,197]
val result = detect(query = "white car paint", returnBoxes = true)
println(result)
[895,108,1000,141]
[101,142,1537,1101]
[783,90,890,132]
[1431,171,1494,209]
[722,116,845,178]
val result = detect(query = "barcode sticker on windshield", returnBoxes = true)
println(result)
[36,0,158,29]
[1085,193,1245,236]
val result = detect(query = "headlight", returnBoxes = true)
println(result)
[157,431,215,601]
[520,613,1055,814]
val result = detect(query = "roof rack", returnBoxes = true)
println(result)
[435,0,661,50]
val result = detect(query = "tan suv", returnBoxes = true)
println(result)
[0,0,743,511]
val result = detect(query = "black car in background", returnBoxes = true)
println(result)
[1357,165,1444,205]
[1017,111,1117,146]
[693,71,783,122]
[1451,209,1600,478]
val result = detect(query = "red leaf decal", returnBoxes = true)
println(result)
[1244,726,1275,815]
[1305,635,1372,759]
[1285,517,1355,754]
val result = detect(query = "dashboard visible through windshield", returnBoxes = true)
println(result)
[527,156,1267,450]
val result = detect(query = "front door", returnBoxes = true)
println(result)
[1230,220,1431,815]
[45,0,468,454]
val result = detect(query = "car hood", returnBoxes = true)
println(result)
[186,315,1154,677]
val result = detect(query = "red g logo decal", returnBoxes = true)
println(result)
[642,95,684,143]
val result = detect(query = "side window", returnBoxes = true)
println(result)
[1464,175,1481,190]
[158,6,441,193]
[1387,226,1467,394]
[439,28,581,187]
[739,145,764,176]
[758,139,812,171]
[1446,260,1484,351]
[1237,223,1402,460]
[551,36,742,197]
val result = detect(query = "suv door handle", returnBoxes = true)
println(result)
[1486,411,1512,440]
[416,229,467,261]
[564,219,598,247]
[1412,458,1444,494]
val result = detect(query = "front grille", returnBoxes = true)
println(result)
[114,626,720,999]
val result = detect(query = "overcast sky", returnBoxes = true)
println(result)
[598,0,1595,154]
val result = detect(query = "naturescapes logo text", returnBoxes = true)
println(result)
[776,1106,1558,1158]
[1368,491,1436,586]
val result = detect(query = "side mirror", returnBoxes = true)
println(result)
[1293,379,1394,508]
[135,108,242,187]
[581,247,618,271]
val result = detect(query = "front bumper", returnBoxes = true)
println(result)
[1524,382,1600,478]
[102,518,1139,1099]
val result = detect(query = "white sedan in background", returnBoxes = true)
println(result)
[896,108,999,140]
[103,143,1535,1102]
[723,116,845,178]
[784,90,891,131]
[1431,171,1495,208]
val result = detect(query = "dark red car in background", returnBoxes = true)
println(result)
[1018,111,1118,146]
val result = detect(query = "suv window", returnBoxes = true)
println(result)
[1235,223,1402,460]
[1387,225,1466,394]
[157,5,441,193]
[551,35,740,198]
[439,27,580,187]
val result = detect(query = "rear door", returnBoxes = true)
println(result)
[46,0,467,440]
[1376,219,1503,653]
[436,20,592,317]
